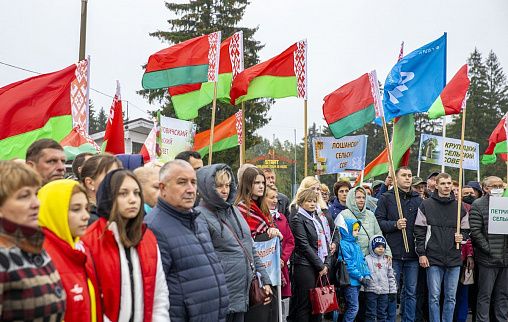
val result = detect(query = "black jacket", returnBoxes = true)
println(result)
[290,210,333,271]
[375,188,422,260]
[277,192,290,218]
[414,192,466,267]
[469,195,508,267]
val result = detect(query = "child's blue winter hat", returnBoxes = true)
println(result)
[371,236,386,249]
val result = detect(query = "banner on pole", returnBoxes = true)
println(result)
[312,135,367,174]
[488,197,508,234]
[253,237,281,286]
[419,133,479,171]
[159,116,196,162]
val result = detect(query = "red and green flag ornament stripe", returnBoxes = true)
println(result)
[168,31,244,120]
[482,112,508,165]
[428,64,470,119]
[193,110,243,157]
[142,31,221,90]
[323,71,382,139]
[0,59,90,160]
[229,39,307,106]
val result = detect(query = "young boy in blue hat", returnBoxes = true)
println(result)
[364,235,397,322]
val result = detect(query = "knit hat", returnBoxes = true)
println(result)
[371,236,386,249]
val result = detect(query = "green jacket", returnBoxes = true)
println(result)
[339,186,392,257]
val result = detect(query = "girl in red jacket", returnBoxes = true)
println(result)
[82,169,169,322]
[38,179,102,322]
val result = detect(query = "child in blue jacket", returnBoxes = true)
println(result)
[339,218,371,322]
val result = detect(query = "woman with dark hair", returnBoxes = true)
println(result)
[196,164,272,322]
[38,179,103,322]
[0,161,66,321]
[80,154,123,224]
[234,166,281,322]
[82,169,169,322]
[329,181,351,220]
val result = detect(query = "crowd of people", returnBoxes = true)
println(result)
[1,138,508,322]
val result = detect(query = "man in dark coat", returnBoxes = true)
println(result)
[414,173,467,322]
[375,166,422,322]
[145,160,229,321]
[469,176,508,321]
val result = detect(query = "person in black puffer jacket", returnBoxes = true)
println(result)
[414,173,467,322]
[145,160,229,322]
[375,166,422,322]
[469,176,508,321]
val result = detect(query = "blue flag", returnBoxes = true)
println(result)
[382,33,447,122]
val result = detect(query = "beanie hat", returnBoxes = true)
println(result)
[371,236,387,250]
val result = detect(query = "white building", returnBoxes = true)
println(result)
[90,118,152,154]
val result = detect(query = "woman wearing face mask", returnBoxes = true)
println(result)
[0,161,66,321]
[38,179,103,322]
[196,164,272,322]
[80,154,123,225]
[82,169,169,322]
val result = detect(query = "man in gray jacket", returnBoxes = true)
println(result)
[469,176,508,321]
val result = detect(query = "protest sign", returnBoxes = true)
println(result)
[312,135,367,174]
[418,133,479,170]
[488,197,508,234]
[253,237,281,286]
[159,116,196,162]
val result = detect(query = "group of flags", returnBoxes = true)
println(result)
[0,30,506,174]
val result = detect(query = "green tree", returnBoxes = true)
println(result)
[448,48,508,180]
[138,0,272,166]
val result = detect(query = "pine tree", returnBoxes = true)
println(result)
[448,48,508,179]
[138,0,271,166]
[96,107,108,133]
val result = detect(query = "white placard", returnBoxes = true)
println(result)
[488,197,508,234]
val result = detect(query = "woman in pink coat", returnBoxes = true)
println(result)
[265,184,295,297]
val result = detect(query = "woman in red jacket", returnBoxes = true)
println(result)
[82,169,169,322]
[38,179,102,322]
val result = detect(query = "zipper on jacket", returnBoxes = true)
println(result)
[125,247,135,322]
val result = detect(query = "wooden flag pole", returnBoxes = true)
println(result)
[381,116,410,253]
[240,102,246,166]
[208,81,218,165]
[304,99,308,177]
[456,107,467,249]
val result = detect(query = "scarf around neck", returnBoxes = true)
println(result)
[298,207,328,262]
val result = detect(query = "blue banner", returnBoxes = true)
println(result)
[382,33,447,122]
[253,237,281,286]
[312,135,368,174]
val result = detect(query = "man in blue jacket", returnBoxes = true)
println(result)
[145,160,229,321]
[375,166,422,322]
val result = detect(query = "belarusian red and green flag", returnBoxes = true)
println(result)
[142,32,221,90]
[0,59,90,160]
[354,114,415,185]
[323,71,380,139]
[193,110,242,157]
[428,64,470,119]
[60,126,100,160]
[230,40,307,105]
[102,81,125,154]
[169,31,244,120]
[481,112,508,164]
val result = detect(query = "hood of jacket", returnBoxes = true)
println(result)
[38,179,80,248]
[196,163,237,210]
[340,218,360,243]
[346,186,368,217]
[116,154,143,170]
[368,234,387,257]
[96,169,131,220]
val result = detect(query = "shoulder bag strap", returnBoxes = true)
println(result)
[220,217,256,272]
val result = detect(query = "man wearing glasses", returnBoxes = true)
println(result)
[469,176,508,321]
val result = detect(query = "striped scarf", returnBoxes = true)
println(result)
[237,200,272,238]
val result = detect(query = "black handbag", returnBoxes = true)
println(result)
[336,236,350,286]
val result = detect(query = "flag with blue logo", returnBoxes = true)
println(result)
[382,33,447,122]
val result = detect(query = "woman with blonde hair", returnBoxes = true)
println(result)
[0,161,66,321]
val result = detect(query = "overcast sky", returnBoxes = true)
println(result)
[1,0,507,143]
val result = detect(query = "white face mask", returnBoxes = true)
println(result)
[490,188,504,197]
